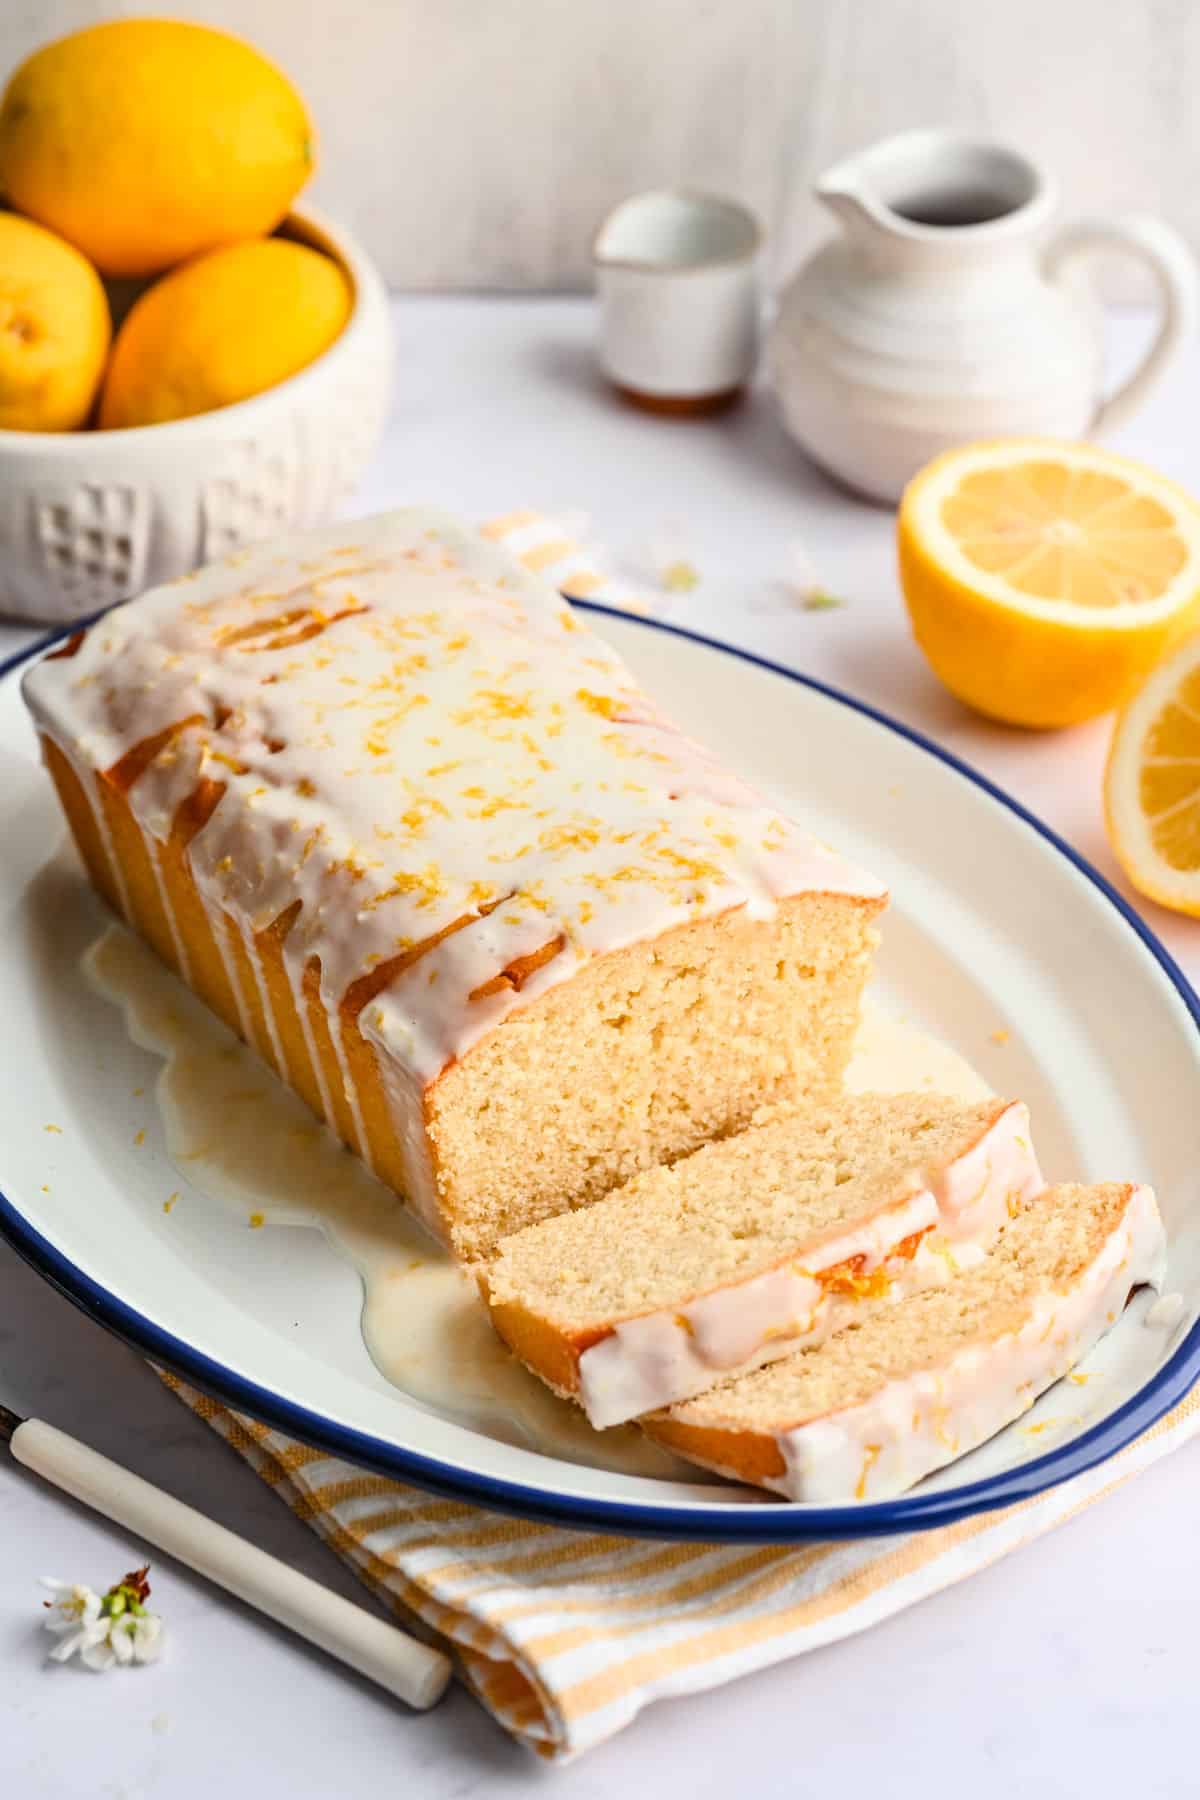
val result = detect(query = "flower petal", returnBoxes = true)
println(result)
[81,1634,116,1673]
[48,1628,87,1663]
[132,1615,163,1664]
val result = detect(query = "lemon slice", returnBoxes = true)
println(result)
[898,439,1200,728]
[1106,630,1200,914]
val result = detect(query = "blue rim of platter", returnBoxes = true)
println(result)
[2,600,1199,1543]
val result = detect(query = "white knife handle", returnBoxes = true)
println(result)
[12,1419,452,1709]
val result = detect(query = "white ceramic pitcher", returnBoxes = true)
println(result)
[769,130,1198,503]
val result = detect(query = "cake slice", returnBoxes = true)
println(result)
[481,1092,1044,1427]
[22,509,886,1262]
[641,1181,1166,1502]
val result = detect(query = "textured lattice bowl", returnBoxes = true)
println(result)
[0,207,394,626]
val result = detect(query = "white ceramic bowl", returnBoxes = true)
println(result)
[0,207,394,626]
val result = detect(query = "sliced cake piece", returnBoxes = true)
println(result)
[642,1181,1166,1503]
[481,1092,1044,1427]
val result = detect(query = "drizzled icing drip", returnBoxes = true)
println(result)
[23,510,884,1085]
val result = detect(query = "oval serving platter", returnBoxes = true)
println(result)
[1,604,1198,1543]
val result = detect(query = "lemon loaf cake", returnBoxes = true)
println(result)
[642,1181,1166,1502]
[22,510,886,1259]
[482,1093,1043,1426]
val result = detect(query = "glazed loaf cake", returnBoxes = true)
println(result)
[23,510,887,1259]
[642,1181,1166,1502]
[482,1093,1044,1426]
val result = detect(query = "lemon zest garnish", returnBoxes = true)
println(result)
[661,560,700,593]
[575,688,621,719]
[854,1445,881,1500]
[452,688,534,726]
[361,864,448,911]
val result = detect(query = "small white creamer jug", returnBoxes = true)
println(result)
[769,129,1198,503]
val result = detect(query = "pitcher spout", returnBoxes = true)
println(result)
[816,131,1051,256]
[814,161,884,242]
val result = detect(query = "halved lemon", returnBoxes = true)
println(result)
[898,439,1200,728]
[1106,630,1200,915]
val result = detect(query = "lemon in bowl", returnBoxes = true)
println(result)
[0,212,109,432]
[898,439,1200,729]
[99,238,353,429]
[0,18,313,278]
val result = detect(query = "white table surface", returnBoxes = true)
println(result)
[2,297,1198,1800]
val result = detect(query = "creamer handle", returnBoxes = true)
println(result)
[1046,215,1197,435]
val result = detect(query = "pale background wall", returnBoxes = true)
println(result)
[2,0,1197,295]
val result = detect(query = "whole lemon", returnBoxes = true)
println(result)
[0,212,110,431]
[0,19,313,278]
[99,238,352,428]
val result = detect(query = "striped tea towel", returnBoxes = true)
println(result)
[156,510,1198,1756]
[161,1373,1199,1760]
[479,507,657,613]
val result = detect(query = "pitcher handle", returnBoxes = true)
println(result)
[1045,215,1198,435]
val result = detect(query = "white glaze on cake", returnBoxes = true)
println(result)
[577,1100,1044,1428]
[760,1183,1166,1504]
[23,510,885,1235]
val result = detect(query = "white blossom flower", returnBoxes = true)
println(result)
[41,1580,109,1665]
[130,1612,163,1664]
[81,1629,120,1673]
[40,1578,102,1634]
[635,522,702,597]
[784,538,847,612]
[41,1567,164,1672]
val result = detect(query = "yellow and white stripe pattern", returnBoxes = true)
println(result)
[480,508,654,613]
[159,1372,1198,1760]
